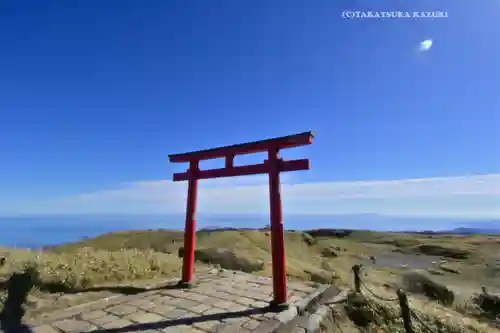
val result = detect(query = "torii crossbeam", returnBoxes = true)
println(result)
[168,131,314,308]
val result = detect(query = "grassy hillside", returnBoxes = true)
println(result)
[1,228,500,332]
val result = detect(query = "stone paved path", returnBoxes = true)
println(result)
[26,270,328,333]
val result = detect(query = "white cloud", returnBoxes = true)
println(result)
[419,39,433,52]
[19,173,500,218]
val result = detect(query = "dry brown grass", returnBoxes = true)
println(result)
[0,247,183,291]
[355,268,500,333]
[0,246,189,318]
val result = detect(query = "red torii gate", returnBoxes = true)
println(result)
[168,131,314,308]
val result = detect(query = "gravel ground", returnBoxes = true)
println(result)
[360,252,445,269]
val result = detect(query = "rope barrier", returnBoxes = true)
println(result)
[363,296,387,318]
[409,308,437,333]
[353,264,440,333]
[359,278,399,302]
[359,299,391,333]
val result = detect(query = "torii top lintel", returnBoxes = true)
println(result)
[168,131,314,182]
[168,131,314,163]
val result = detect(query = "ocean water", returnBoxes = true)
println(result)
[0,215,178,248]
[0,214,265,248]
[0,214,475,249]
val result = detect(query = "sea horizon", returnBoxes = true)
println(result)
[1,214,499,249]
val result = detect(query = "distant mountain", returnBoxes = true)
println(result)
[448,227,500,235]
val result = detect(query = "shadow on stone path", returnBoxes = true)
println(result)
[90,306,272,333]
[36,282,191,296]
[0,267,36,333]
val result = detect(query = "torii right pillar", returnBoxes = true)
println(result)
[267,146,288,308]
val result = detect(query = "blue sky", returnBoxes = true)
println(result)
[0,1,499,218]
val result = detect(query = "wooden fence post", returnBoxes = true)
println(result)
[397,289,413,333]
[352,264,361,293]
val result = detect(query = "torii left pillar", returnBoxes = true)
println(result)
[168,131,314,309]
[181,160,199,285]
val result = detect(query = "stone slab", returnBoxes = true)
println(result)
[25,270,329,333]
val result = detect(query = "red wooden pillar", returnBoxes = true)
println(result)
[267,148,288,307]
[169,131,314,298]
[180,160,199,286]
